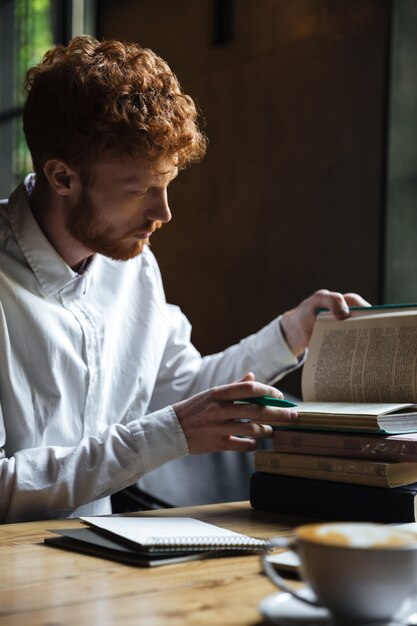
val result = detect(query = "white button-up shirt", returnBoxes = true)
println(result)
[0,182,300,522]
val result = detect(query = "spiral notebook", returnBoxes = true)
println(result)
[45,516,271,567]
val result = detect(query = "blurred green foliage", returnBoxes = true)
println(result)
[12,0,53,182]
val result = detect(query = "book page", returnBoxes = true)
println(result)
[295,402,413,416]
[80,516,250,547]
[302,310,417,403]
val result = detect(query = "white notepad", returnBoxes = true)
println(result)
[80,516,269,552]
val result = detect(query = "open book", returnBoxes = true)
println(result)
[267,305,417,434]
[45,516,271,567]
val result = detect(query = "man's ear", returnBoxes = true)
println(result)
[43,159,79,196]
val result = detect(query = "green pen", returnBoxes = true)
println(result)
[236,396,297,408]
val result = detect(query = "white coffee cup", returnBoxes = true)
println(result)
[262,522,417,625]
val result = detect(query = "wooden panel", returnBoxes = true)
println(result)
[99,0,390,395]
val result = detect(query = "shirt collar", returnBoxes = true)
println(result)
[7,181,80,297]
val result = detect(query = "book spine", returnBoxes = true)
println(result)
[254,465,389,487]
[254,451,394,487]
[272,431,417,462]
[249,472,417,522]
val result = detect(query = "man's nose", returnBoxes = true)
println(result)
[147,188,172,223]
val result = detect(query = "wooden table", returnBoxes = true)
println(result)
[0,501,307,626]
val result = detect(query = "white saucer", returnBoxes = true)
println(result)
[259,592,331,626]
[259,592,417,626]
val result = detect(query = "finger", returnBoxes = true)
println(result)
[313,290,350,319]
[343,293,371,308]
[209,402,298,424]
[223,422,274,449]
[211,380,284,402]
[239,372,256,382]
[236,405,298,423]
[305,289,346,319]
[222,435,259,452]
[229,421,274,438]
[315,291,371,318]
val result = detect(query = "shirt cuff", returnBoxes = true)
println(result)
[251,315,306,384]
[127,406,189,473]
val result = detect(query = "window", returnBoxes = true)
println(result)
[0,0,96,197]
[384,0,417,302]
[0,0,53,196]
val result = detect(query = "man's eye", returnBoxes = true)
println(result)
[128,190,147,196]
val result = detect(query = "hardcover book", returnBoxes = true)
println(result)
[249,472,417,522]
[272,430,417,462]
[254,450,417,488]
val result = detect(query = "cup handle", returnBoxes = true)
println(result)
[262,537,322,608]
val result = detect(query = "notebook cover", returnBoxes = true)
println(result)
[45,528,212,567]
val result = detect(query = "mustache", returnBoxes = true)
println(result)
[138,220,163,237]
[150,220,163,233]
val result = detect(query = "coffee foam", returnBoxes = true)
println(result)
[296,522,417,548]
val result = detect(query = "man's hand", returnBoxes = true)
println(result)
[173,375,297,454]
[280,289,370,358]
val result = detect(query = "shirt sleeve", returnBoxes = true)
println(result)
[0,404,188,523]
[148,304,304,411]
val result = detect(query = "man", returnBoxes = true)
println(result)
[0,36,367,523]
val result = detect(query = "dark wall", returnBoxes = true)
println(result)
[98,0,391,395]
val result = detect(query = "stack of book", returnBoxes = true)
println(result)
[250,304,417,522]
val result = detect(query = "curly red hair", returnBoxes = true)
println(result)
[23,36,207,175]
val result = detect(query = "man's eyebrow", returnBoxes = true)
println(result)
[120,176,144,184]
[120,170,178,184]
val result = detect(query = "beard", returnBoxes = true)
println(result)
[67,187,161,262]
